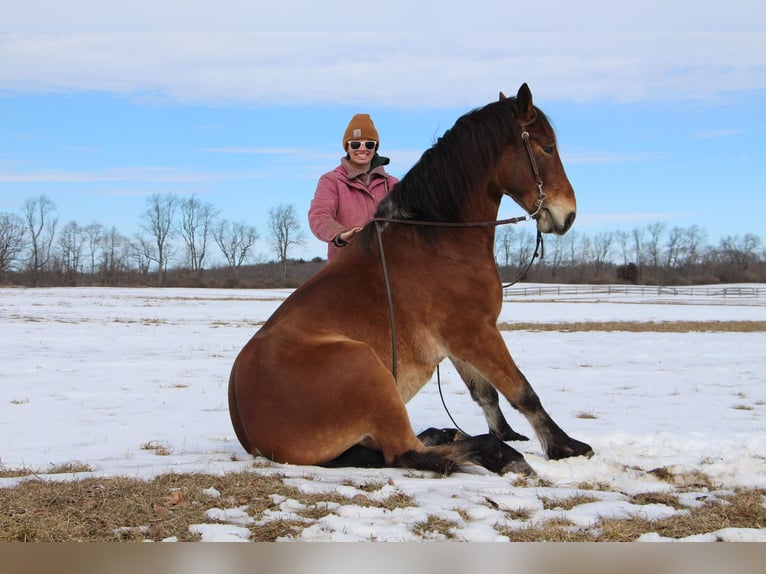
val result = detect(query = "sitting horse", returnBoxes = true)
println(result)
[229,83,593,475]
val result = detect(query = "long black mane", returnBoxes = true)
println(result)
[375,96,543,224]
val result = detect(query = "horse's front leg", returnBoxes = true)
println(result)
[450,358,529,441]
[454,333,593,460]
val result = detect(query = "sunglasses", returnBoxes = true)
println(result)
[348,140,376,150]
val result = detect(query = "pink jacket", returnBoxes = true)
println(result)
[309,156,398,262]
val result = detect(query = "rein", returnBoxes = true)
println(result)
[373,114,546,385]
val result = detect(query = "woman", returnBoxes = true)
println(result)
[308,113,398,263]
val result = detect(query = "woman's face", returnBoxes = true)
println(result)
[346,140,377,170]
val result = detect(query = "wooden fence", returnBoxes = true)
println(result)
[503,285,765,298]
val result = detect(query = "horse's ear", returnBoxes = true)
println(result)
[517,83,534,122]
[499,91,507,101]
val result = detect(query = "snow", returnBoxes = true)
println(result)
[1,285,765,542]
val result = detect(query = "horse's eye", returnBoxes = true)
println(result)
[542,145,555,155]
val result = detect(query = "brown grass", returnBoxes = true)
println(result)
[1,467,763,542]
[411,515,460,540]
[540,493,600,511]
[596,489,766,541]
[497,320,766,333]
[498,489,766,542]
[0,471,417,542]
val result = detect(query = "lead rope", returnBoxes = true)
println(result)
[375,220,398,382]
[375,220,542,384]
[376,116,546,441]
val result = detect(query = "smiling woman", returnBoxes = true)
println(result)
[308,113,399,263]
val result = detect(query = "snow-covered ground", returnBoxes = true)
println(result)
[1,285,764,542]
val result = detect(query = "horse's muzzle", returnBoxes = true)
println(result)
[537,207,576,235]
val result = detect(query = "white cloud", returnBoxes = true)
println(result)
[694,128,742,139]
[2,1,764,33]
[1,31,764,107]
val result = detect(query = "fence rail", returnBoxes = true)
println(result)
[503,285,765,299]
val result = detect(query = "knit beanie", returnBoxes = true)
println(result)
[342,114,379,150]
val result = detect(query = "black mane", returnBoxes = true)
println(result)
[375,96,539,224]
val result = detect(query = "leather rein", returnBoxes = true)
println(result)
[372,113,547,383]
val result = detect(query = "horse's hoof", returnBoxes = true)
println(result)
[548,439,594,460]
[501,459,535,477]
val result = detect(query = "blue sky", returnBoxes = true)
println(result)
[1,2,764,261]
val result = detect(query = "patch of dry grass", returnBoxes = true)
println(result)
[412,515,460,540]
[1,465,763,542]
[140,441,173,456]
[504,517,594,542]
[498,489,766,542]
[597,489,766,541]
[629,492,684,510]
[0,471,417,542]
[540,493,600,511]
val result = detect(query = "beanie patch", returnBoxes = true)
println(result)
[343,114,379,150]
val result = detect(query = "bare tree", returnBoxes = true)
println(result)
[57,221,85,285]
[615,230,631,267]
[645,222,666,270]
[131,236,155,279]
[631,226,645,267]
[544,233,567,279]
[664,226,686,270]
[268,204,306,283]
[0,213,27,277]
[213,219,259,282]
[22,195,59,277]
[719,233,761,271]
[683,225,707,268]
[589,231,614,275]
[83,222,104,275]
[178,194,219,277]
[561,229,580,267]
[100,227,131,285]
[514,229,537,269]
[494,226,517,269]
[138,193,178,286]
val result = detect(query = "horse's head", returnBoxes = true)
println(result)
[499,84,576,235]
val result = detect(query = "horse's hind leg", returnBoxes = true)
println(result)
[451,359,529,441]
[322,445,385,468]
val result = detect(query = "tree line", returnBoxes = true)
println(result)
[1,193,764,287]
[0,193,310,287]
[495,223,765,285]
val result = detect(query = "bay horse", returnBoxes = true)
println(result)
[229,83,593,475]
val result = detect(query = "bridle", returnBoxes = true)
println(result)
[372,111,548,384]
[519,110,547,219]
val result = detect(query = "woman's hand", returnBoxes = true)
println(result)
[338,227,363,243]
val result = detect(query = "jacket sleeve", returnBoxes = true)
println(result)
[308,172,346,243]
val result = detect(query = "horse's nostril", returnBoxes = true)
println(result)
[564,211,576,232]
